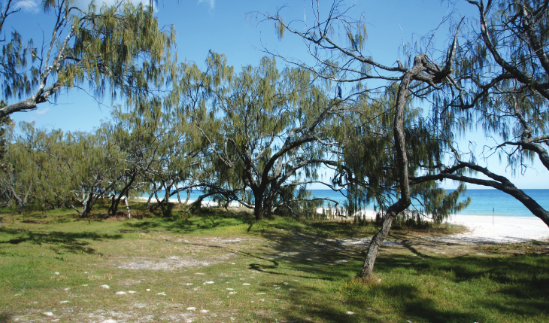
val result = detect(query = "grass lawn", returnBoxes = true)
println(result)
[0,202,548,322]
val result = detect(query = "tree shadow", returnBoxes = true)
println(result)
[123,208,256,233]
[0,312,12,323]
[372,254,549,321]
[0,228,122,254]
[254,222,549,322]
[254,282,371,323]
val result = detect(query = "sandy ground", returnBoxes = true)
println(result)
[443,214,549,244]
[137,197,549,244]
[327,209,549,244]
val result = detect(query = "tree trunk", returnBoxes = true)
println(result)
[108,194,116,216]
[358,59,418,279]
[360,214,395,278]
[254,202,265,220]
[17,200,24,215]
[185,189,191,204]
[359,202,409,278]
[73,192,96,218]
[80,193,92,218]
[147,192,154,209]
[10,182,31,215]
[252,188,264,220]
[124,196,131,219]
[110,173,137,215]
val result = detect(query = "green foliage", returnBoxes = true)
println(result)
[174,53,339,219]
[442,0,549,174]
[0,101,11,170]
[0,0,176,117]
[337,85,468,223]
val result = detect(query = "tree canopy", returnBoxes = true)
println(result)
[414,0,549,226]
[172,53,347,220]
[0,0,175,117]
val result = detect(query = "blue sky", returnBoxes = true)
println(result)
[8,0,549,189]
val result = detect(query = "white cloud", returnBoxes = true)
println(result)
[197,0,215,9]
[15,0,39,13]
[36,107,49,115]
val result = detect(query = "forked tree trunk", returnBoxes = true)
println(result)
[10,183,31,215]
[109,173,137,215]
[71,192,95,218]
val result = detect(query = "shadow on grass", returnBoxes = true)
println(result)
[261,251,549,322]
[0,312,12,323]
[256,283,371,323]
[0,228,122,254]
[123,208,256,233]
[175,237,335,281]
[252,221,549,322]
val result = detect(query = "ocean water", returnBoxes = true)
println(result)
[146,189,549,217]
[311,189,549,217]
[449,189,549,217]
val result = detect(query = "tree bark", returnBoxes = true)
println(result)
[10,182,31,215]
[71,192,96,218]
[110,172,137,215]
[124,196,131,219]
[360,208,396,278]
[17,200,24,215]
[253,189,265,221]
[254,202,265,220]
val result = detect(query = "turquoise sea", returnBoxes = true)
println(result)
[309,189,549,217]
[148,189,549,217]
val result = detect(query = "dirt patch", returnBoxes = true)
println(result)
[333,238,402,247]
[116,253,235,271]
[21,219,48,224]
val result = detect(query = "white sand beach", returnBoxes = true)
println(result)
[138,197,549,243]
[323,209,549,243]
[443,214,549,244]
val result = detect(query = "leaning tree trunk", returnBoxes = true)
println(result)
[358,59,418,279]
[359,202,407,278]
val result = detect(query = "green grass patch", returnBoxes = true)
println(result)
[0,203,547,322]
